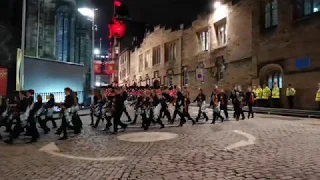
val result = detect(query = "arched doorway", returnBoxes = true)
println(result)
[153,79,160,88]
[259,64,283,88]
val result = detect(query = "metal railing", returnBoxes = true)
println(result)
[34,91,87,104]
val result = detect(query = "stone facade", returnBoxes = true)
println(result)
[121,0,320,109]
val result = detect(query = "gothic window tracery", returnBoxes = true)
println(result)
[56,6,71,62]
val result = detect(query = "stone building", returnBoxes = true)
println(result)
[119,0,320,109]
[22,0,92,97]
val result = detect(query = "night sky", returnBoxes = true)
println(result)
[92,0,210,49]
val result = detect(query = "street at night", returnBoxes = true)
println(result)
[1,107,320,180]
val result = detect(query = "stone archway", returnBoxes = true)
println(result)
[259,64,284,87]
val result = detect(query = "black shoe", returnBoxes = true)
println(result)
[221,118,224,122]
[160,125,165,129]
[4,139,13,144]
[26,139,37,144]
[130,122,136,125]
[111,132,118,135]
[211,121,215,124]
[58,137,68,140]
[127,119,132,122]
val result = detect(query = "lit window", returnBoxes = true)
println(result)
[182,67,188,86]
[198,31,209,51]
[266,72,282,88]
[168,75,173,86]
[56,7,70,62]
[145,50,151,69]
[214,19,227,46]
[293,0,319,19]
[264,0,278,28]
[164,41,176,62]
[152,46,161,66]
[139,54,143,72]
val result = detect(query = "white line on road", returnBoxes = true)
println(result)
[39,142,125,161]
[225,130,256,151]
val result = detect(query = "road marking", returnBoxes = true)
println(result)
[225,130,256,151]
[39,142,125,161]
[118,132,178,142]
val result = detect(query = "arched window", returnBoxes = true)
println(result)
[56,6,70,62]
[266,71,282,88]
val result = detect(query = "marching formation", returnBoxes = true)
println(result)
[0,88,82,144]
[0,84,255,144]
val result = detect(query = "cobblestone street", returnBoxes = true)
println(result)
[1,107,320,180]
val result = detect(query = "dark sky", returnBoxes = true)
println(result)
[93,0,209,49]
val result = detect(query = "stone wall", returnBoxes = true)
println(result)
[251,0,320,109]
[129,26,183,86]
[125,0,320,109]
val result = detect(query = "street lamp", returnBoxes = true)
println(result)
[78,7,97,89]
[93,48,100,55]
[214,1,222,9]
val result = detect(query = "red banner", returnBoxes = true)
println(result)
[94,61,102,74]
[103,63,114,75]
[0,67,8,96]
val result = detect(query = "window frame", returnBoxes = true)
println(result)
[198,30,209,52]
[214,18,227,46]
[266,71,283,89]
[139,54,143,72]
[182,66,189,86]
[263,0,278,29]
[164,41,177,62]
[292,0,320,20]
[152,45,161,66]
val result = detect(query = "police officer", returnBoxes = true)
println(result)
[286,84,296,109]
[271,83,280,108]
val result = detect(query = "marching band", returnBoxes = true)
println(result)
[0,84,253,144]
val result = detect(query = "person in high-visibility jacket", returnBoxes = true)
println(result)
[316,83,320,110]
[271,83,280,108]
[261,84,271,107]
[286,84,296,109]
[254,85,263,107]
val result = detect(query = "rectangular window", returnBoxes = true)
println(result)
[145,50,151,69]
[264,0,278,28]
[127,55,130,75]
[182,67,188,86]
[139,54,143,72]
[214,19,227,46]
[152,46,161,66]
[293,0,320,19]
[164,41,177,62]
[198,30,209,51]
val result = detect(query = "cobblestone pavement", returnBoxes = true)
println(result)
[1,107,320,180]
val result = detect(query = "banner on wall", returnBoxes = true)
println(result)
[94,61,102,74]
[196,68,204,82]
[0,67,8,96]
[103,62,114,75]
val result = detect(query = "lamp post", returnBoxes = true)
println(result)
[78,7,97,89]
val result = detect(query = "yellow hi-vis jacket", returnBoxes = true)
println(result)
[286,88,296,96]
[316,89,320,102]
[254,88,262,99]
[272,87,280,99]
[262,87,271,99]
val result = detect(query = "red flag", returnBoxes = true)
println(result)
[114,0,121,7]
